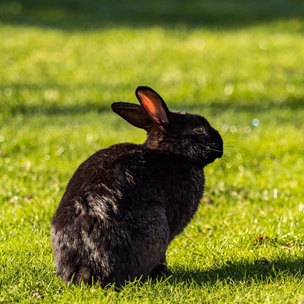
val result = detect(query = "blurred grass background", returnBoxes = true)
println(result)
[0,0,304,303]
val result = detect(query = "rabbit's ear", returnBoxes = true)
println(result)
[111,102,152,129]
[135,86,170,132]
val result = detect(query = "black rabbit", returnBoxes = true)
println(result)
[51,86,223,286]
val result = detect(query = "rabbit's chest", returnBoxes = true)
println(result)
[164,167,205,239]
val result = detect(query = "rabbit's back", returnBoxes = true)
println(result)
[53,142,205,235]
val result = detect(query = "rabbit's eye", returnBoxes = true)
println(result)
[193,126,206,134]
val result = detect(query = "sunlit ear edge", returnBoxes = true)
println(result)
[135,86,170,131]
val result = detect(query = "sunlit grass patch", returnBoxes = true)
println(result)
[1,1,304,303]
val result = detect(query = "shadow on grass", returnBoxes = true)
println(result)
[172,257,304,286]
[1,0,304,31]
[2,102,110,117]
[2,95,303,118]
[1,83,303,121]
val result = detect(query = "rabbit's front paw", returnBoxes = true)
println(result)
[150,262,172,279]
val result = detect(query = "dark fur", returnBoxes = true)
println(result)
[51,86,223,286]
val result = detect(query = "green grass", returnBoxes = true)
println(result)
[1,1,304,303]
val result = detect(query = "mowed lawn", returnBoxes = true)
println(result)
[0,1,304,303]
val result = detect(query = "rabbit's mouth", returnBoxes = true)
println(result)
[205,148,223,164]
[207,145,223,156]
[204,136,224,163]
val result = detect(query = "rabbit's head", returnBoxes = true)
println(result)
[112,86,223,166]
